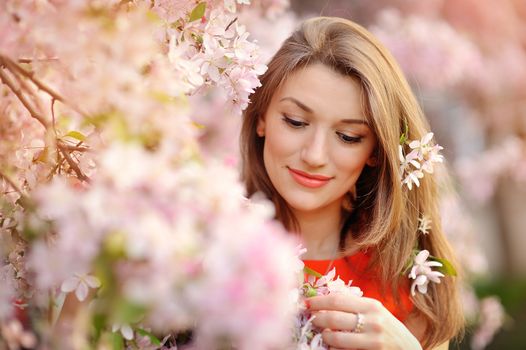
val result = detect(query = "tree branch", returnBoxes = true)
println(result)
[57,144,90,183]
[0,55,87,117]
[57,141,91,153]
[1,55,65,104]
[0,170,28,201]
[0,65,50,129]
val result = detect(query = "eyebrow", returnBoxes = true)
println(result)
[280,97,313,113]
[279,96,367,125]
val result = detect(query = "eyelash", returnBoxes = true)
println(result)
[336,132,362,144]
[282,115,307,128]
[281,115,363,144]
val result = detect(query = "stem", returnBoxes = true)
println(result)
[0,64,50,128]
[18,57,59,64]
[51,98,58,138]
[1,55,65,105]
[47,155,66,181]
[57,141,90,152]
[0,55,87,117]
[57,144,90,183]
[0,170,29,201]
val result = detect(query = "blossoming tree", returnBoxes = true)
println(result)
[0,1,303,349]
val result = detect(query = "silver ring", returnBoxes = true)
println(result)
[352,313,365,333]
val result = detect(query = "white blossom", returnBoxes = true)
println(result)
[408,250,444,296]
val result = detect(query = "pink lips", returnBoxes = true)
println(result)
[288,167,333,188]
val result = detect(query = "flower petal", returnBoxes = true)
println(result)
[75,282,89,301]
[84,275,101,289]
[422,132,434,145]
[415,274,428,286]
[425,261,443,268]
[61,277,79,293]
[417,282,428,294]
[415,250,430,264]
[121,324,134,340]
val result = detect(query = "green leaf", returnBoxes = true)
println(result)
[170,19,184,30]
[431,256,457,276]
[103,231,127,259]
[304,285,318,298]
[304,266,322,278]
[399,119,409,145]
[189,2,206,22]
[92,313,107,342]
[136,328,161,346]
[112,332,124,350]
[115,300,146,324]
[402,255,415,275]
[83,112,111,128]
[65,130,86,141]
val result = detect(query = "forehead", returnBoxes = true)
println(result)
[272,63,366,122]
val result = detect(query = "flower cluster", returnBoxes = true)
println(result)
[408,250,445,296]
[156,0,269,115]
[456,136,526,204]
[471,296,506,350]
[25,146,302,349]
[399,132,444,190]
[294,267,363,350]
[371,8,483,90]
[0,1,303,349]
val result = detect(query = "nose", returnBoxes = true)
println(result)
[300,129,328,168]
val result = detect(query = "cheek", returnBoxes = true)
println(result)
[332,148,373,177]
[264,127,298,160]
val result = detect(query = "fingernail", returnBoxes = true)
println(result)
[304,299,311,309]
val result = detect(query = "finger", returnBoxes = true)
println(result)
[311,310,360,332]
[322,329,375,349]
[307,294,375,313]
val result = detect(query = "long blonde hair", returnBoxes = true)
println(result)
[241,17,464,348]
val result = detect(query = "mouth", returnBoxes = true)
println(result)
[287,167,333,188]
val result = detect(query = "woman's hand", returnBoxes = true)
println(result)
[307,293,423,350]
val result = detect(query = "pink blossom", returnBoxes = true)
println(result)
[61,273,101,301]
[471,297,506,350]
[297,267,363,348]
[0,265,16,320]
[0,320,37,350]
[400,133,444,190]
[371,9,483,90]
[408,250,444,296]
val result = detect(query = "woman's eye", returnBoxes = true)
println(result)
[336,132,362,144]
[282,115,307,128]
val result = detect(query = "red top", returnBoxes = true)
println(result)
[303,250,414,321]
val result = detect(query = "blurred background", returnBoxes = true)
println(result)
[196,0,526,348]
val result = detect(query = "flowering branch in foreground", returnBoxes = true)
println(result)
[295,267,363,349]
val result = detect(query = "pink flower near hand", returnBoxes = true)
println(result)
[61,273,101,301]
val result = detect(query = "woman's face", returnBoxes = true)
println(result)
[257,63,377,216]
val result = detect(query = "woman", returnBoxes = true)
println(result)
[241,17,464,349]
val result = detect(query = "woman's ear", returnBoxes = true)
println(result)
[256,117,266,137]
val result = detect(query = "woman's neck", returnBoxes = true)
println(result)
[294,203,344,260]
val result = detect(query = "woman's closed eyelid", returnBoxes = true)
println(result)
[281,114,308,128]
[336,131,363,144]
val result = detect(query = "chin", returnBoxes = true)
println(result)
[282,195,326,213]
